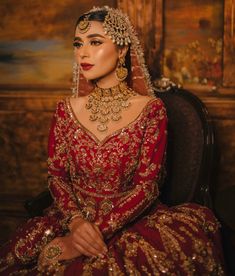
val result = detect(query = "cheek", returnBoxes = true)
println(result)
[95,47,118,68]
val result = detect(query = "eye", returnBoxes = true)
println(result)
[73,41,83,48]
[90,40,102,46]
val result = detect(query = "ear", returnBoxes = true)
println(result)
[118,46,129,59]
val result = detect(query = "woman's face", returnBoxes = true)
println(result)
[74,21,127,88]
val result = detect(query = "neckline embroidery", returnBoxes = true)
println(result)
[66,97,157,146]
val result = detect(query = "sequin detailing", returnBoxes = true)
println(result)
[0,97,225,275]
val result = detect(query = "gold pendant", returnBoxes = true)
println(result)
[90,114,97,121]
[121,101,130,108]
[97,124,108,132]
[112,106,121,113]
[111,114,121,121]
[86,82,137,132]
[98,117,109,123]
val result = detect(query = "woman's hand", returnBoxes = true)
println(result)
[69,217,107,258]
[38,235,81,271]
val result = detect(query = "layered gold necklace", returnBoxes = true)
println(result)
[85,82,137,132]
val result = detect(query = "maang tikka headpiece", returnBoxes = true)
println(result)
[72,6,154,97]
[88,6,131,46]
[77,14,90,33]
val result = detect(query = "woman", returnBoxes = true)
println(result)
[0,6,225,275]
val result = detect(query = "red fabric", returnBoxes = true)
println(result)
[46,98,167,238]
[0,99,225,275]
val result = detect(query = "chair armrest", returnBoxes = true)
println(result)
[24,189,53,217]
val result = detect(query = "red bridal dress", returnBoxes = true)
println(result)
[0,98,225,275]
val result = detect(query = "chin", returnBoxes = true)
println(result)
[85,76,97,81]
[82,73,98,81]
[85,76,102,84]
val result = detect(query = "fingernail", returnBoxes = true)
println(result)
[98,253,105,258]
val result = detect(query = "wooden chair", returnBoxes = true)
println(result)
[154,79,215,207]
[154,78,233,274]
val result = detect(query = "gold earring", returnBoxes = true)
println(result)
[115,57,128,81]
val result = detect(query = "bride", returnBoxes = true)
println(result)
[0,6,225,275]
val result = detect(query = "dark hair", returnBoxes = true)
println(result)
[76,10,108,27]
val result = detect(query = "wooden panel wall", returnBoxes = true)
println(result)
[0,89,69,245]
[223,0,235,86]
[117,0,235,229]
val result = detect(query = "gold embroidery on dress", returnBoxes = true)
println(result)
[73,180,133,198]
[14,222,54,263]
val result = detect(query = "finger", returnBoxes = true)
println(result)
[74,236,101,256]
[73,223,104,248]
[74,228,106,254]
[38,253,50,271]
[71,221,106,255]
[73,231,105,257]
[73,240,97,257]
[86,227,107,252]
[93,224,103,239]
[93,224,107,251]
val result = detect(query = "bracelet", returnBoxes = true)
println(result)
[68,212,84,230]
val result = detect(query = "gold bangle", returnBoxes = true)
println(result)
[68,213,84,230]
[69,213,84,224]
[70,213,83,221]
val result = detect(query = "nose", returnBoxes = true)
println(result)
[79,44,89,59]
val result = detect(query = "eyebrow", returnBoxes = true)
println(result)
[74,34,106,41]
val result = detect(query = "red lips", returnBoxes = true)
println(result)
[80,63,94,71]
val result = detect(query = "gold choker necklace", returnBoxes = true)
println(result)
[85,82,137,132]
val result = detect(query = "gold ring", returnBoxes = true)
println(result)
[44,244,62,260]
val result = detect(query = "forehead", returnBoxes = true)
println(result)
[75,21,105,38]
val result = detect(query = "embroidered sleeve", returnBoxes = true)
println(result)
[96,100,167,238]
[47,101,82,222]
